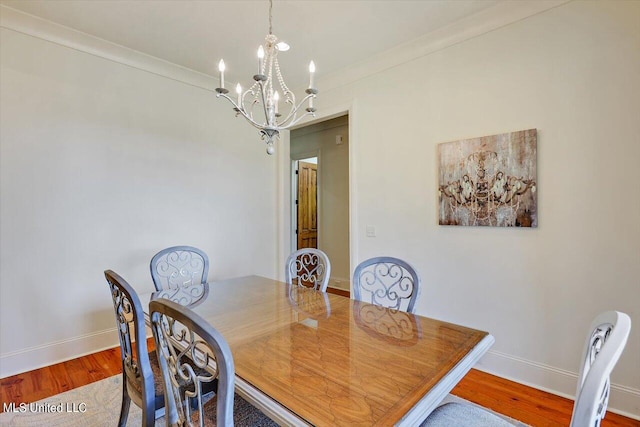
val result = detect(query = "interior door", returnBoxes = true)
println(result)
[297,161,318,250]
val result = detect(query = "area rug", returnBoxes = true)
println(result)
[0,376,150,427]
[0,376,528,426]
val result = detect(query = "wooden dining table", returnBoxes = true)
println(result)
[142,275,494,427]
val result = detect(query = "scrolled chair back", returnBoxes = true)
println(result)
[353,256,420,313]
[149,298,235,427]
[104,269,159,427]
[570,310,631,427]
[285,248,331,292]
[150,245,209,291]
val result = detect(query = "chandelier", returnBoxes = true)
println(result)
[215,0,318,155]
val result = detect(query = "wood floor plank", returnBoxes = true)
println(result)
[47,362,72,395]
[452,369,639,427]
[455,378,569,425]
[327,287,350,298]
[92,347,122,377]
[1,344,638,426]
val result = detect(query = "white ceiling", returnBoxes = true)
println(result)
[1,0,503,88]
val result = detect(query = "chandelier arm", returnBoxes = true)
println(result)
[285,110,316,128]
[284,92,296,110]
[276,92,297,126]
[216,93,267,130]
[278,106,298,128]
[244,81,261,122]
[277,94,316,127]
[248,99,260,123]
[241,88,259,122]
[219,90,315,131]
[278,96,301,125]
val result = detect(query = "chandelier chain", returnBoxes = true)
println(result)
[269,0,273,35]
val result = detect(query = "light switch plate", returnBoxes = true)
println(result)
[366,225,376,237]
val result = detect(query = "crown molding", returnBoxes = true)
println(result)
[1,1,570,95]
[0,4,217,91]
[318,0,571,93]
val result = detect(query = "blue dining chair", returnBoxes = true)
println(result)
[150,245,209,291]
[353,256,420,313]
[149,298,277,426]
[285,248,331,292]
[421,311,631,427]
[104,270,164,427]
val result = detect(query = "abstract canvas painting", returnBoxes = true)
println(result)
[438,129,537,227]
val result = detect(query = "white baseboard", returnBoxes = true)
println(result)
[328,276,350,292]
[476,349,640,420]
[3,328,639,421]
[0,328,120,379]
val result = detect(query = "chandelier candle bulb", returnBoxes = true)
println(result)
[236,83,242,105]
[218,59,225,89]
[258,46,265,74]
[309,61,315,88]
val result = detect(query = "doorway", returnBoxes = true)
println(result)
[290,115,350,292]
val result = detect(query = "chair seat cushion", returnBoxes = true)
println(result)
[193,393,278,427]
[421,402,517,427]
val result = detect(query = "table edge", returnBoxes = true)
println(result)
[235,376,310,427]
[396,333,496,426]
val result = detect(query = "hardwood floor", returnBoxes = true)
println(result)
[327,286,350,297]
[452,369,638,427]
[0,346,122,408]
[1,343,638,426]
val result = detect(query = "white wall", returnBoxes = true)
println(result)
[312,0,640,418]
[1,0,638,418]
[0,24,278,376]
[291,116,350,290]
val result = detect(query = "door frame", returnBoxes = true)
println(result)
[290,150,321,252]
[277,102,356,292]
